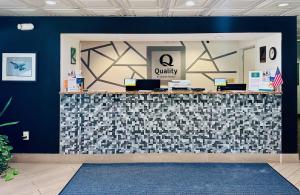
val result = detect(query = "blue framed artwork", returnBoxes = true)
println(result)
[2,53,36,81]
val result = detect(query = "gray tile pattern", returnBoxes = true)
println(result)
[60,94,281,154]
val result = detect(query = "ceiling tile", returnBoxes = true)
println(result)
[174,0,208,8]
[22,0,75,9]
[43,0,75,9]
[9,9,45,16]
[245,9,285,16]
[127,0,160,9]
[213,0,260,9]
[87,9,122,16]
[45,9,82,16]
[209,9,244,16]
[21,0,47,7]
[0,10,13,16]
[170,10,201,16]
[0,0,27,8]
[76,0,115,8]
[256,0,300,10]
[131,9,162,16]
[284,9,300,16]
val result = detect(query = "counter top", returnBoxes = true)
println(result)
[60,90,282,95]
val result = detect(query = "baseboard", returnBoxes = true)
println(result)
[11,153,299,163]
[279,154,299,163]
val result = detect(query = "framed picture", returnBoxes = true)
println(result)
[260,46,266,63]
[2,53,36,81]
[71,47,76,64]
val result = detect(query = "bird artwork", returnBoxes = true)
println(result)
[10,61,26,71]
[2,54,35,81]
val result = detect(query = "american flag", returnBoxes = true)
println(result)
[272,67,283,87]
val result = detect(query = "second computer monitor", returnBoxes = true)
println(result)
[136,79,160,90]
[214,78,227,86]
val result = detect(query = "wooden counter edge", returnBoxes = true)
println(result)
[59,90,282,95]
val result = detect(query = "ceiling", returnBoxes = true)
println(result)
[1,0,300,17]
[1,0,300,37]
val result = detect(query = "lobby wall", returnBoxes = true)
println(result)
[0,17,296,153]
[237,34,282,87]
[255,34,282,73]
[80,41,242,91]
[60,35,80,91]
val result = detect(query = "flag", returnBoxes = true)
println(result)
[272,67,283,87]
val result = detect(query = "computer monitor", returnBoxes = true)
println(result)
[124,79,136,87]
[124,79,137,91]
[136,79,160,90]
[218,84,247,91]
[214,78,227,86]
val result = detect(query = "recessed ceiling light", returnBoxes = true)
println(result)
[46,0,57,5]
[278,3,289,7]
[185,0,195,7]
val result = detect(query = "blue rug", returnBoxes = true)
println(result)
[60,163,300,195]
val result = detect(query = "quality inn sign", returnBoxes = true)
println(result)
[147,46,186,81]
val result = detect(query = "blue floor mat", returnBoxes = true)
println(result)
[60,163,300,195]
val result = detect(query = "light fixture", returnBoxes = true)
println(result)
[17,23,34,31]
[46,0,57,5]
[185,0,195,7]
[278,3,289,7]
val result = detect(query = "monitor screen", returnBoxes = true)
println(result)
[214,78,227,86]
[136,79,160,90]
[124,79,136,87]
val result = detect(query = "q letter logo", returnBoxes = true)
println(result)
[159,54,174,67]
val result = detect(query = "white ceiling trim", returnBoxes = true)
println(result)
[61,33,280,42]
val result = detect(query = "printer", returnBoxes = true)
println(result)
[168,80,191,90]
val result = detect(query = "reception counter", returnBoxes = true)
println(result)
[60,91,281,154]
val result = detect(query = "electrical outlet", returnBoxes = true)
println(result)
[22,131,29,141]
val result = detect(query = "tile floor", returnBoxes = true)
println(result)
[0,163,81,195]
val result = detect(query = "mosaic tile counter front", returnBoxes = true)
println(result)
[60,93,281,154]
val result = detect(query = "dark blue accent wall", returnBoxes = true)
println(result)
[0,16,297,153]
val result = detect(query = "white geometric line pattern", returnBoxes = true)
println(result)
[81,41,238,89]
[186,41,237,82]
